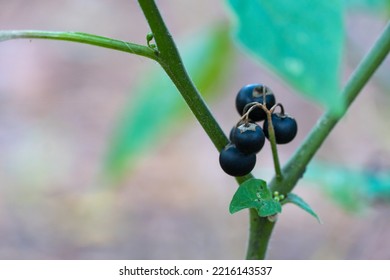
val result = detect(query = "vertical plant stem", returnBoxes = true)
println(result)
[246,210,275,259]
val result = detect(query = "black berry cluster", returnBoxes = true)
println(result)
[219,84,298,177]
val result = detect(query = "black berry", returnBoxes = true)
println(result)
[235,84,276,121]
[219,144,256,176]
[232,122,265,154]
[263,113,298,144]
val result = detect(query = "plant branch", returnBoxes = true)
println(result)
[137,0,230,152]
[270,20,390,195]
[137,0,256,184]
[0,30,158,61]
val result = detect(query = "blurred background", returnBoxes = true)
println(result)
[0,0,390,259]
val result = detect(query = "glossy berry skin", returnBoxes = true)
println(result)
[263,113,298,144]
[219,144,256,177]
[232,123,265,154]
[235,84,276,121]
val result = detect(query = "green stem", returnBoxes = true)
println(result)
[270,20,390,194]
[0,30,158,60]
[136,0,257,183]
[137,0,267,260]
[137,0,229,152]
[246,209,275,260]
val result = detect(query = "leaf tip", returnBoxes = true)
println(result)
[283,193,322,224]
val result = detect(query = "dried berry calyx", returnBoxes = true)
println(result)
[231,122,265,154]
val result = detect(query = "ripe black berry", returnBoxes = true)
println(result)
[263,113,298,144]
[232,122,265,154]
[235,84,276,121]
[219,144,256,176]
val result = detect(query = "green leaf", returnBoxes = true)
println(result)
[230,179,282,217]
[103,24,234,180]
[226,0,345,112]
[282,193,322,223]
[344,0,390,15]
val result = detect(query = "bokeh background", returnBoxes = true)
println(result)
[0,0,390,259]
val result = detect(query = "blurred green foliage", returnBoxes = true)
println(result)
[226,0,345,112]
[345,0,390,15]
[306,162,390,212]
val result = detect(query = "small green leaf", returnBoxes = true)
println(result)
[230,179,282,217]
[226,0,345,112]
[282,193,322,223]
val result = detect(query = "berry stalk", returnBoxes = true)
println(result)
[265,109,283,180]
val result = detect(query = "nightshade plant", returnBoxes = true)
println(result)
[1,0,389,259]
